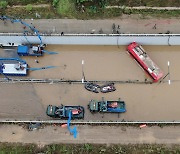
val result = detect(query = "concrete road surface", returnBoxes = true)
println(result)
[0,125,180,144]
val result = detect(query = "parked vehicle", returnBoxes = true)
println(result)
[100,83,116,93]
[46,104,84,119]
[88,98,126,113]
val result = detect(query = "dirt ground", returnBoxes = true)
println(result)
[0,45,180,121]
[0,124,179,145]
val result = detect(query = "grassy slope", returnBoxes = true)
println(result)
[1,0,180,19]
[0,143,179,154]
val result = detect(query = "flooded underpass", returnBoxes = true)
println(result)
[0,45,180,121]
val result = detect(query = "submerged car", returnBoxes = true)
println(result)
[84,82,100,93]
[100,83,116,93]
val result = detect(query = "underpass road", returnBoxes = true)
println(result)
[0,45,180,121]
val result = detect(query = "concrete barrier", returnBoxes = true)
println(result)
[0,33,180,45]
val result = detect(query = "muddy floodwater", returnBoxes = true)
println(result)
[0,45,180,121]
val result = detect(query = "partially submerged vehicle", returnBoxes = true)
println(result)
[17,45,44,56]
[84,82,100,93]
[0,58,28,76]
[88,98,126,113]
[100,83,116,93]
[0,58,56,76]
[84,82,116,93]
[127,42,163,82]
[46,104,84,119]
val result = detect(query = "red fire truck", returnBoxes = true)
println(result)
[127,42,163,82]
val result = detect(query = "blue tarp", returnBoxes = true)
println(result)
[107,107,126,113]
[67,111,78,139]
[17,45,29,55]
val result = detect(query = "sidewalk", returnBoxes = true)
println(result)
[1,125,180,144]
[106,6,180,10]
[0,15,180,34]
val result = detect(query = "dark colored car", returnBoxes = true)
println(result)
[84,82,100,93]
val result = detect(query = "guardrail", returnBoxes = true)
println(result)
[0,120,179,124]
[0,78,153,84]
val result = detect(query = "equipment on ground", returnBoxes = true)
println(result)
[46,104,84,119]
[88,98,126,113]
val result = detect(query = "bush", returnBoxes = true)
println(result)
[26,4,33,11]
[0,1,8,9]
[53,0,59,7]
[57,0,75,16]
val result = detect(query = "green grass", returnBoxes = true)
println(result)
[0,143,179,154]
[0,143,38,154]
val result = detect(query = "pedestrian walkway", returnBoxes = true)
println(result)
[106,6,180,10]
[0,15,180,34]
[1,125,180,144]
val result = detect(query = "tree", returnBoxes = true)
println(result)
[53,0,59,7]
[0,1,8,9]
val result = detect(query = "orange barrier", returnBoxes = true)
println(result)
[140,124,147,128]
[61,124,67,128]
